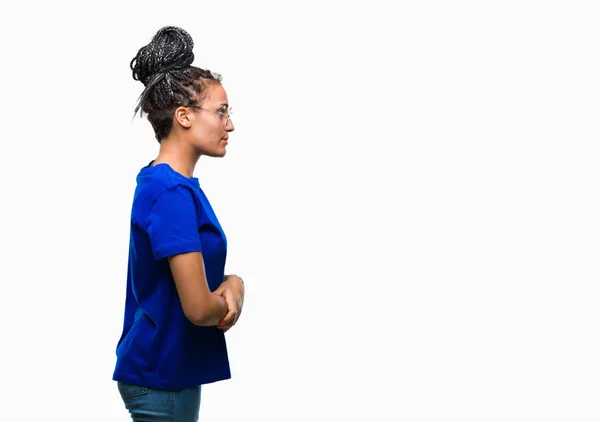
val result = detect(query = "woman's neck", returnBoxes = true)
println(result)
[153,137,200,178]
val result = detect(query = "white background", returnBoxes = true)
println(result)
[1,1,599,421]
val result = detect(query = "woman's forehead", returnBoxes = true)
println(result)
[203,83,228,106]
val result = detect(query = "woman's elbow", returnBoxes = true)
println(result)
[184,309,211,326]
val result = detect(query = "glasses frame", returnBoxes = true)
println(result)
[185,105,233,125]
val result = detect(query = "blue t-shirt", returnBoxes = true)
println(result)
[113,162,231,389]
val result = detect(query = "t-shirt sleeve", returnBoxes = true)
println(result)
[146,185,202,260]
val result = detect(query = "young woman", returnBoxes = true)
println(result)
[112,26,245,422]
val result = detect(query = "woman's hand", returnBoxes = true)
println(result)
[214,275,244,331]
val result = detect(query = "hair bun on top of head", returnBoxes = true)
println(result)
[131,26,195,85]
[131,26,196,117]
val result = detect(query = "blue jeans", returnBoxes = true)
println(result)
[117,382,202,422]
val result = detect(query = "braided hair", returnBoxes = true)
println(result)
[130,26,222,142]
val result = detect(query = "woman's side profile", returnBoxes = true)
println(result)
[112,26,245,422]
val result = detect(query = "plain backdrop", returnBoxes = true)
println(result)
[0,1,599,421]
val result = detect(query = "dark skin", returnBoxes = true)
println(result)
[154,82,244,331]
[215,275,245,332]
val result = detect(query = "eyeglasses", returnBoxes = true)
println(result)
[185,105,233,125]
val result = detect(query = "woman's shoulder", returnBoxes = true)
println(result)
[130,163,198,213]
[137,162,198,192]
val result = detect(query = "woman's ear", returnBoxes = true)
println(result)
[173,107,193,128]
